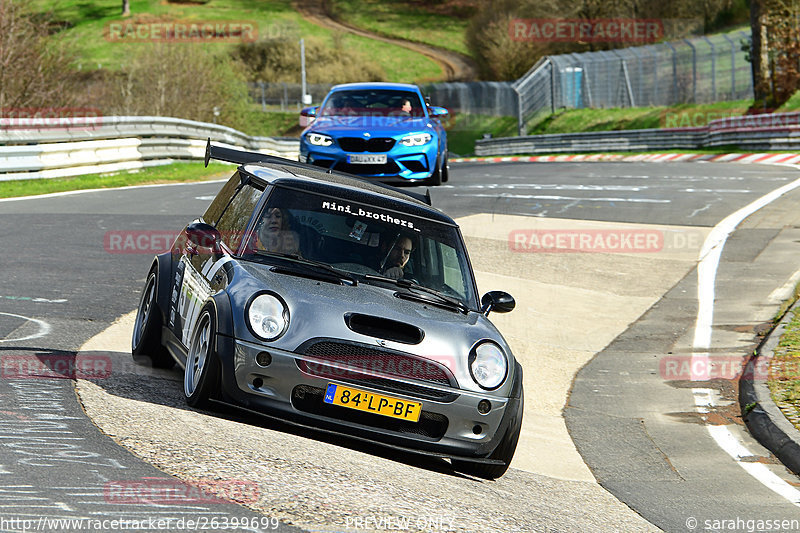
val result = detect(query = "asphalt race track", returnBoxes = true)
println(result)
[3,160,800,532]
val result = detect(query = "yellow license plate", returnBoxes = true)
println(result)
[323,383,421,422]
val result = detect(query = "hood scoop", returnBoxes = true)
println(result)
[345,313,423,345]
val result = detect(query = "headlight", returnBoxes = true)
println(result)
[247,293,289,341]
[469,342,507,390]
[306,133,333,146]
[399,133,431,147]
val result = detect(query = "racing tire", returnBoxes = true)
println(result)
[452,389,524,479]
[132,269,174,369]
[441,153,450,183]
[184,305,221,409]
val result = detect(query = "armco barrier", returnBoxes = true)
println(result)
[476,111,800,156]
[0,116,299,181]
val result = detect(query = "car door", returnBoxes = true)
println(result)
[174,173,264,350]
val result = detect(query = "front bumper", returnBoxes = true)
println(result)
[299,142,438,181]
[220,337,516,459]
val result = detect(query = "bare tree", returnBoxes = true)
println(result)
[0,0,78,110]
[104,44,251,126]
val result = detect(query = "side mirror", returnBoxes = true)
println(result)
[481,291,515,316]
[429,106,449,121]
[300,106,318,127]
[186,221,222,254]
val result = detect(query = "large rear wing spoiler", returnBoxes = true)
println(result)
[204,139,432,206]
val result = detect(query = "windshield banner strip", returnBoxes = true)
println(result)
[321,201,417,230]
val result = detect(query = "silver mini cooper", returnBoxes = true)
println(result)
[132,142,523,479]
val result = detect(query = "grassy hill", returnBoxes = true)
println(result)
[28,0,443,82]
[327,0,475,56]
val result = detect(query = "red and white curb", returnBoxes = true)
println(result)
[453,153,800,165]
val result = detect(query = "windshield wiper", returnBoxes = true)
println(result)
[253,251,357,286]
[363,275,468,313]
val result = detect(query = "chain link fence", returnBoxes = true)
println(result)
[514,29,754,134]
[248,82,334,111]
[248,28,754,138]
[247,81,516,117]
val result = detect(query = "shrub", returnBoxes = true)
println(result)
[0,0,79,109]
[232,34,385,84]
[101,44,252,127]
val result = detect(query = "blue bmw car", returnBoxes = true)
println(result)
[298,82,449,186]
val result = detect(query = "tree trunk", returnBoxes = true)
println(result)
[122,0,130,16]
[750,0,771,106]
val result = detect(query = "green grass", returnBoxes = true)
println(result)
[779,91,800,112]
[769,307,800,427]
[237,108,305,138]
[0,161,232,198]
[27,0,442,82]
[444,114,518,156]
[524,90,800,137]
[528,100,753,135]
[328,0,472,56]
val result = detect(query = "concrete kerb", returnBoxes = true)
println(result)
[451,152,800,165]
[740,300,800,476]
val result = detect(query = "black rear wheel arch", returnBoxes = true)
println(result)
[132,264,174,369]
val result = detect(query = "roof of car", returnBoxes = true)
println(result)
[241,163,455,225]
[328,82,421,92]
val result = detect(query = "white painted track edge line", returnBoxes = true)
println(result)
[692,168,800,506]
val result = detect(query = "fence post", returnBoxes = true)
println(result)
[702,36,716,101]
[652,46,659,104]
[629,46,644,106]
[722,33,736,99]
[260,82,266,112]
[739,31,754,95]
[665,42,678,103]
[621,60,635,107]
[683,38,697,102]
[515,86,525,136]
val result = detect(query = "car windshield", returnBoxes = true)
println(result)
[242,186,479,310]
[319,89,426,118]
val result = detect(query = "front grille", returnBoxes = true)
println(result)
[299,340,454,385]
[333,161,400,176]
[338,137,395,152]
[297,360,457,401]
[291,385,449,440]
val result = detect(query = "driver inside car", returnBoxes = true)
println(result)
[378,233,413,280]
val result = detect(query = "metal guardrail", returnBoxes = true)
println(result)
[0,116,300,181]
[476,112,800,156]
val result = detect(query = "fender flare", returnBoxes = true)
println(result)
[209,291,237,399]
[151,252,175,326]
